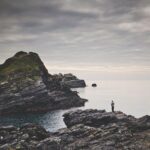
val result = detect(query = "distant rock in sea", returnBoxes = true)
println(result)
[0,109,149,149]
[0,51,87,115]
[92,83,97,87]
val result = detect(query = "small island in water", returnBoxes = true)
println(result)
[0,52,149,150]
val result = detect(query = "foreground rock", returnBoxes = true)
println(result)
[63,109,136,128]
[0,51,87,115]
[53,73,86,88]
[0,109,149,150]
[0,123,50,150]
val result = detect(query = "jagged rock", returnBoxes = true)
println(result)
[0,110,150,150]
[39,110,150,150]
[0,51,87,115]
[53,73,86,88]
[0,123,50,150]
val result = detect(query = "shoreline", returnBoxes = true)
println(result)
[0,109,149,149]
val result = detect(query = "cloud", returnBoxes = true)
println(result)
[0,0,150,70]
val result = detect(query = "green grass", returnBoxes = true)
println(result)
[0,52,43,82]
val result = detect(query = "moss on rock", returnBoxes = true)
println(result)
[0,51,48,82]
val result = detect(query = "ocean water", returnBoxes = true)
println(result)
[77,80,150,117]
[0,80,150,132]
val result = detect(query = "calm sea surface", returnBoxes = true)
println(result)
[0,80,150,131]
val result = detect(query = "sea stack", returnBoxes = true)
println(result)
[0,51,87,115]
[92,83,97,87]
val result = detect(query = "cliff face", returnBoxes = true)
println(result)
[0,51,87,115]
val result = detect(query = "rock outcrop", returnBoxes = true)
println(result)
[0,109,150,150]
[92,83,97,87]
[63,109,136,128]
[53,73,86,88]
[0,51,87,115]
[0,123,50,150]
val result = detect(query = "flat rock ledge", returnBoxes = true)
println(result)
[0,109,150,150]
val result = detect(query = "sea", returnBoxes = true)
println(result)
[0,78,149,132]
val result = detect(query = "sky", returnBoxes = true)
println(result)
[0,0,150,80]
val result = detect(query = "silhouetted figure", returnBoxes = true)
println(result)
[111,100,115,112]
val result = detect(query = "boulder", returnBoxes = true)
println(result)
[92,83,97,87]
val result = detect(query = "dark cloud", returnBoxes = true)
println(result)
[0,0,150,72]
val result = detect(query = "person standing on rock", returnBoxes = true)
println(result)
[111,100,115,112]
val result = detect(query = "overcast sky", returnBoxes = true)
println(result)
[0,0,150,79]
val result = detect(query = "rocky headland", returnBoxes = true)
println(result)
[0,109,149,150]
[0,51,87,115]
[0,52,149,149]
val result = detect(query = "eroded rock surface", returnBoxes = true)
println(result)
[0,110,149,150]
[63,109,137,128]
[39,110,150,150]
[0,123,50,150]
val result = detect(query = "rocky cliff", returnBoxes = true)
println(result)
[0,109,149,150]
[0,51,87,115]
[49,73,86,88]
